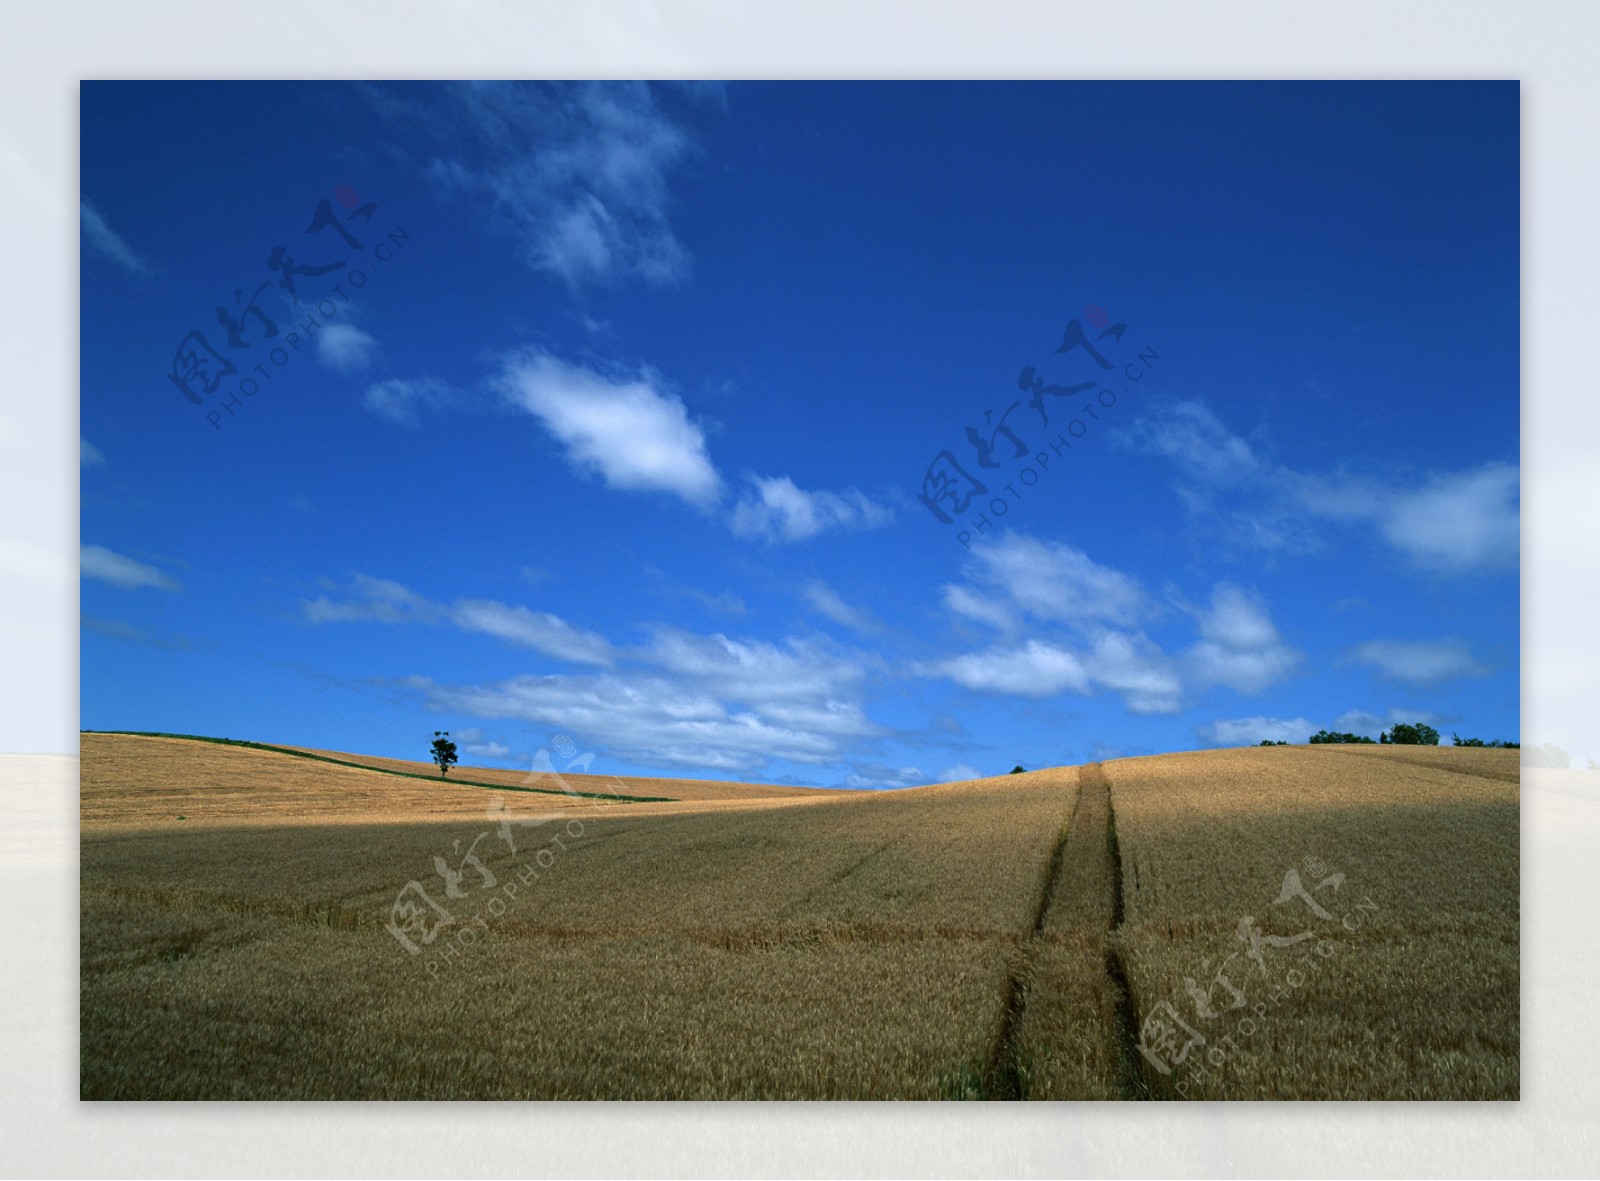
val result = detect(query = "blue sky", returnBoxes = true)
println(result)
[79,80,1520,786]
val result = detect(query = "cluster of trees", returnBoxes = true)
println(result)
[1381,723,1440,746]
[1305,730,1378,745]
[1269,724,1520,748]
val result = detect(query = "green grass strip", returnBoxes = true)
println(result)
[81,730,676,803]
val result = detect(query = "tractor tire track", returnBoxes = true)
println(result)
[983,763,1151,1100]
[1100,774,1150,1099]
[982,768,1083,1099]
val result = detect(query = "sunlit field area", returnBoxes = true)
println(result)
[80,733,1518,1100]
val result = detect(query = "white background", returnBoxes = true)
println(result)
[1,1,1595,1175]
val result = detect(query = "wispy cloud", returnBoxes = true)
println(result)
[801,580,881,634]
[82,616,194,650]
[935,763,981,783]
[944,534,1149,631]
[680,586,747,616]
[1182,583,1301,694]
[1345,638,1488,685]
[1122,399,1520,574]
[1197,715,1317,746]
[1081,631,1184,714]
[925,639,1092,698]
[413,631,878,774]
[317,323,378,374]
[1370,464,1519,574]
[728,475,893,544]
[841,762,924,789]
[363,377,460,425]
[638,628,872,727]
[418,671,839,772]
[303,575,613,665]
[450,600,614,666]
[80,201,148,275]
[924,532,1294,714]
[302,574,435,624]
[1124,399,1262,487]
[345,603,885,773]
[496,351,721,508]
[413,81,700,288]
[1334,706,1452,737]
[453,727,514,761]
[81,438,105,467]
[80,545,180,592]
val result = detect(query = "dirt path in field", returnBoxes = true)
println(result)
[1099,768,1148,1100]
[982,772,1077,1099]
[983,762,1149,1099]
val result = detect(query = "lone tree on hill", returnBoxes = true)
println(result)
[430,730,459,776]
[1010,764,1026,774]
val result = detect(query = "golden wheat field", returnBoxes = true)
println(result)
[79,733,1519,1100]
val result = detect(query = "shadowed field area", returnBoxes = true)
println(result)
[80,734,1518,1100]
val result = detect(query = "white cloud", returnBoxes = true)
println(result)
[1294,464,1520,575]
[1346,638,1488,685]
[936,764,982,783]
[82,616,194,651]
[640,628,871,721]
[1122,400,1262,487]
[802,580,880,634]
[927,640,1092,698]
[842,762,925,789]
[1198,716,1317,746]
[1183,584,1301,694]
[420,664,870,773]
[449,600,613,666]
[947,533,1149,630]
[928,534,1179,711]
[497,351,721,508]
[80,201,147,275]
[302,575,437,624]
[942,583,1016,630]
[80,545,180,592]
[456,728,513,761]
[729,475,893,544]
[681,587,746,616]
[303,576,612,665]
[1333,709,1385,736]
[1124,399,1520,575]
[1333,707,1451,737]
[317,323,377,374]
[80,438,104,467]
[929,535,1296,713]
[418,81,696,288]
[1082,631,1184,714]
[1375,463,1519,574]
[364,377,458,425]
[307,578,883,772]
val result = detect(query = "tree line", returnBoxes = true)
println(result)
[1258,724,1518,748]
